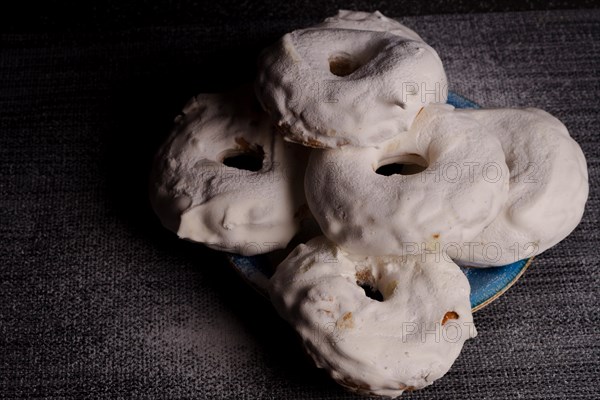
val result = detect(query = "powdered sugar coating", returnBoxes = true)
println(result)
[255,11,447,148]
[450,108,589,266]
[269,237,476,397]
[305,104,509,256]
[150,86,306,256]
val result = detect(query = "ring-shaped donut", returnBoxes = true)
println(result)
[269,237,476,397]
[305,104,509,256]
[150,86,306,256]
[256,13,447,148]
[450,108,589,266]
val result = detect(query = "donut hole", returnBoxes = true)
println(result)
[295,28,388,77]
[376,154,428,176]
[357,281,384,302]
[221,149,264,171]
[328,52,361,77]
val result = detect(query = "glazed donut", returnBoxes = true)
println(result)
[305,104,509,256]
[269,237,476,397]
[150,86,306,256]
[314,10,424,42]
[256,11,447,148]
[449,108,588,266]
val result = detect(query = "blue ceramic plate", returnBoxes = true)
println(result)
[227,92,532,312]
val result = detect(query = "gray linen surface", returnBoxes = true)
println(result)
[1,9,599,400]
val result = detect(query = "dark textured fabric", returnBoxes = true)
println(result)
[2,0,600,32]
[1,8,599,400]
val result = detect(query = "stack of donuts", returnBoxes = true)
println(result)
[150,10,588,398]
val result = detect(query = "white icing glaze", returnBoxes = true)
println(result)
[150,86,307,256]
[314,10,424,41]
[305,104,510,256]
[269,237,476,397]
[255,11,447,148]
[450,108,589,266]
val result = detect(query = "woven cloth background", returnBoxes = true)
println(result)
[1,8,599,400]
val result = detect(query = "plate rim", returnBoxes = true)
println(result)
[470,257,533,312]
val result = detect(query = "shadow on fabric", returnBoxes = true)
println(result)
[101,36,334,392]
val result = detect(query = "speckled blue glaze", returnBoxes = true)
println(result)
[460,259,530,310]
[227,253,271,297]
[227,92,531,311]
[447,91,481,110]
